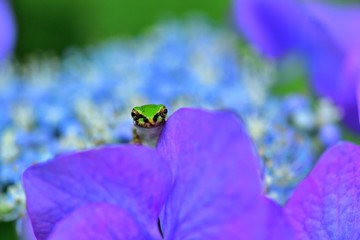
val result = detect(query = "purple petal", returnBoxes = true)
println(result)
[305,2,360,53]
[49,203,152,240]
[358,82,360,124]
[233,0,316,59]
[157,108,292,239]
[234,0,360,131]
[23,145,172,240]
[341,98,360,132]
[238,197,294,239]
[19,214,36,240]
[304,2,360,131]
[306,44,360,131]
[285,142,360,239]
[0,0,16,61]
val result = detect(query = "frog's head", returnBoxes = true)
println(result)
[131,104,168,128]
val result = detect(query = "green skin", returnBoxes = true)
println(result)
[131,104,168,147]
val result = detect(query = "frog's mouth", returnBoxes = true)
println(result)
[134,117,166,128]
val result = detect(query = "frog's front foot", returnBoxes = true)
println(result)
[132,127,142,145]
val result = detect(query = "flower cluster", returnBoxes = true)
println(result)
[23,108,360,239]
[0,17,340,220]
[24,109,294,239]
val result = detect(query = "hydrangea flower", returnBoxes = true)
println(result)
[0,18,341,220]
[23,108,360,239]
[23,108,293,239]
[233,0,360,131]
[0,0,16,61]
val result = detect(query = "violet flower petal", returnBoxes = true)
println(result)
[0,0,16,61]
[238,197,294,239]
[233,0,316,59]
[20,214,36,240]
[285,142,360,239]
[49,203,152,240]
[157,108,292,239]
[305,2,360,52]
[234,0,360,131]
[358,82,360,123]
[304,2,360,131]
[305,43,360,131]
[306,45,358,129]
[23,145,172,240]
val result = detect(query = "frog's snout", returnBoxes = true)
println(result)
[148,119,156,126]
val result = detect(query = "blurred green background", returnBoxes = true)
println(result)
[9,0,360,58]
[11,0,231,58]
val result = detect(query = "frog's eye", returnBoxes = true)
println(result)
[160,108,168,118]
[131,111,139,120]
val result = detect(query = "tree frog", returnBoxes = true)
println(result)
[131,104,168,147]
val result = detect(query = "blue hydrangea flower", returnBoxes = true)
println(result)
[23,109,293,240]
[0,0,16,61]
[233,0,360,131]
[0,18,341,220]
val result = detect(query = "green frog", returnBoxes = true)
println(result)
[131,104,168,147]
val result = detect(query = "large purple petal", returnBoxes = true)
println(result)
[358,82,360,124]
[49,203,152,240]
[23,145,172,240]
[238,197,294,239]
[342,101,360,132]
[306,43,360,131]
[305,2,360,53]
[19,214,36,240]
[233,0,317,59]
[0,0,16,61]
[234,0,360,131]
[285,142,360,239]
[304,2,360,132]
[157,108,292,239]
